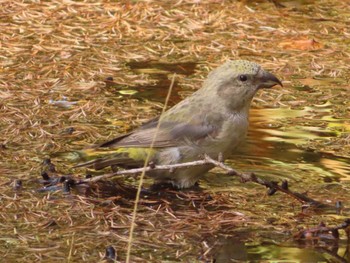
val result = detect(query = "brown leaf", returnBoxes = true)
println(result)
[278,38,323,50]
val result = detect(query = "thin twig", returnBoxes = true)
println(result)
[205,155,332,207]
[80,154,333,208]
[80,159,211,183]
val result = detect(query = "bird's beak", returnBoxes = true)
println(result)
[256,69,283,89]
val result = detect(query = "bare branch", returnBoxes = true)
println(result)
[80,159,211,183]
[77,154,334,209]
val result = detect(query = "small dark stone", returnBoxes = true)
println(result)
[331,229,339,239]
[62,179,75,194]
[48,164,56,172]
[205,194,213,201]
[281,180,288,190]
[266,217,277,224]
[0,144,7,150]
[43,158,52,165]
[59,176,67,183]
[267,187,277,196]
[43,158,56,172]
[63,127,75,135]
[62,181,71,193]
[105,245,117,260]
[41,171,50,180]
[323,176,333,183]
[13,179,22,190]
[67,179,76,186]
[41,219,58,228]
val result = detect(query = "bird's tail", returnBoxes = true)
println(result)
[54,147,157,170]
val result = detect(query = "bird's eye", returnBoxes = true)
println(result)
[239,75,248,82]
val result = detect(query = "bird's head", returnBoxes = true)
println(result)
[204,60,282,110]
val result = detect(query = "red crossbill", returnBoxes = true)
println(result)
[75,60,282,188]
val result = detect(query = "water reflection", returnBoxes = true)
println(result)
[240,107,350,182]
[213,237,350,263]
[111,61,199,103]
[213,237,248,262]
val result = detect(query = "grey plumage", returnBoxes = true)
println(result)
[74,60,282,188]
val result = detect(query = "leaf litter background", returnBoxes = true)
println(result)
[0,0,350,262]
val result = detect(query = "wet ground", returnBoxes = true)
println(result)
[1,0,350,262]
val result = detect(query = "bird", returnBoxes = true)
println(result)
[74,60,282,189]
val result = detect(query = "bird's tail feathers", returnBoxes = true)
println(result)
[54,147,157,170]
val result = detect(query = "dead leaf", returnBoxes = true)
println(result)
[278,38,323,50]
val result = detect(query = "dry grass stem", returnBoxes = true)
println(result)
[126,74,176,262]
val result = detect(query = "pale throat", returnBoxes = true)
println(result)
[214,104,250,155]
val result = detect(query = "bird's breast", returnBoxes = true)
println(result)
[206,111,249,156]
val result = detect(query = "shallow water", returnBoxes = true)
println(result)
[1,0,350,262]
[121,62,350,261]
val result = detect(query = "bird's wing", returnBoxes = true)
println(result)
[98,118,218,148]
[74,119,218,170]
